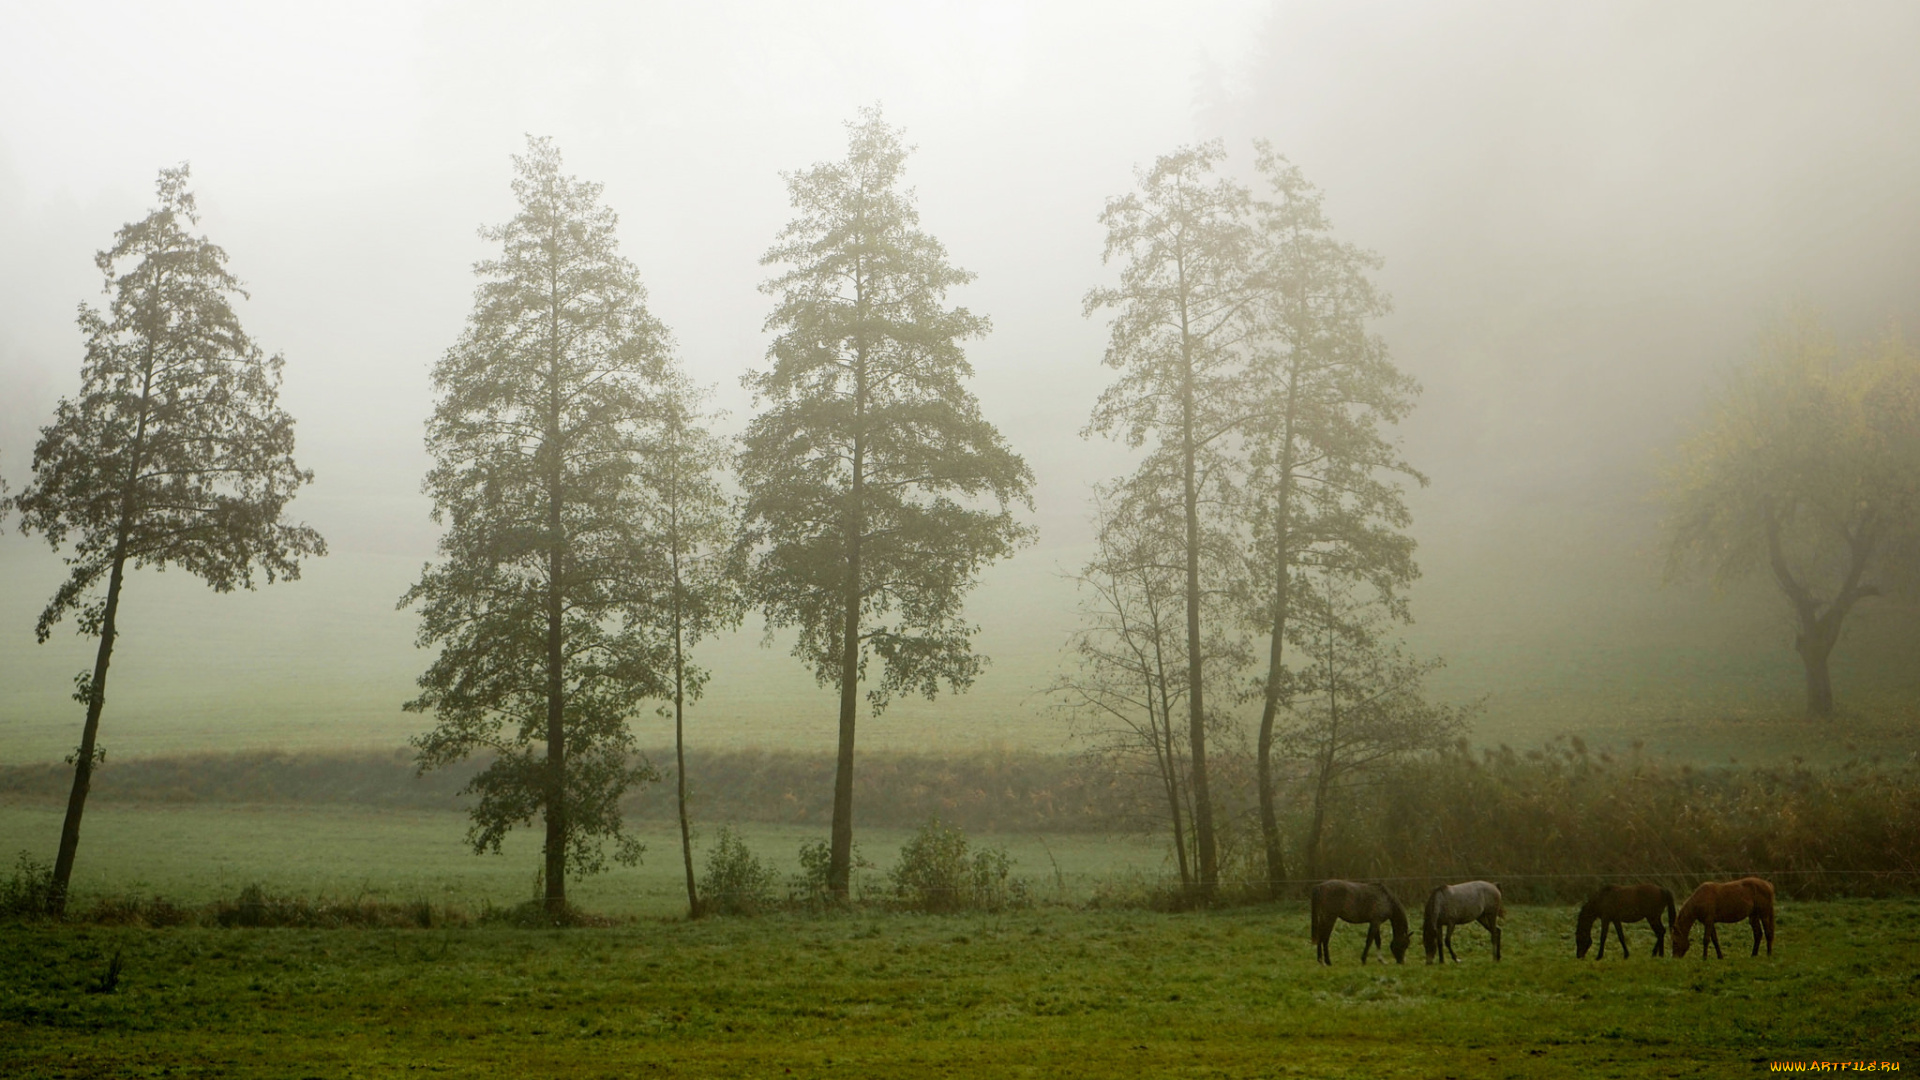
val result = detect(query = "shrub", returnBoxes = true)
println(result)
[700,825,779,915]
[788,838,873,907]
[888,818,1025,913]
[0,852,57,919]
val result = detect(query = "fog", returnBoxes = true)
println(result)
[3,1,1917,762]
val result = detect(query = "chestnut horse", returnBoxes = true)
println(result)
[1575,883,1676,959]
[1310,880,1410,965]
[1672,877,1775,959]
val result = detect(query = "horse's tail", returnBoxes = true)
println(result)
[1664,887,1677,928]
[1422,886,1442,939]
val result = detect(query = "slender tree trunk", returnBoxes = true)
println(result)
[543,289,567,916]
[1305,766,1332,881]
[1148,665,1190,889]
[51,553,127,916]
[1176,277,1218,899]
[50,338,155,915]
[672,494,698,918]
[828,341,868,901]
[1256,379,1301,898]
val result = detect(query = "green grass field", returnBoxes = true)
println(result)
[4,899,1914,1077]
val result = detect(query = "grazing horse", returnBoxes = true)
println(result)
[1575,884,1676,959]
[1423,881,1504,963]
[1310,880,1411,965]
[1673,877,1775,959]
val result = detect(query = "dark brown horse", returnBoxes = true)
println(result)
[1575,883,1676,959]
[1310,880,1410,965]
[1673,877,1775,959]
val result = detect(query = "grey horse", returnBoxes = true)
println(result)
[1423,880,1504,963]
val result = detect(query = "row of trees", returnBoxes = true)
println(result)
[11,113,1912,919]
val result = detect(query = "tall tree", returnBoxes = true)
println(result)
[1241,147,1423,896]
[12,166,324,913]
[1085,142,1254,897]
[405,138,670,914]
[1663,318,1920,717]
[632,376,740,918]
[737,109,1033,899]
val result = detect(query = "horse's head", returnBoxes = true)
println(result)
[1574,902,1596,958]
[1390,929,1410,964]
[1671,909,1693,958]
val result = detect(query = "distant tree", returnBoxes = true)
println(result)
[11,165,324,913]
[632,376,741,918]
[1281,575,1467,880]
[736,109,1033,900]
[404,138,671,915]
[1241,146,1424,896]
[1085,141,1255,897]
[1663,318,1920,717]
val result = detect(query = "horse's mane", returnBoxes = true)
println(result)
[1376,883,1409,934]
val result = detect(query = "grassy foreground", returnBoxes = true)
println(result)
[3,899,1916,1078]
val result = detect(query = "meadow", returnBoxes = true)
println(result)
[3,898,1915,1078]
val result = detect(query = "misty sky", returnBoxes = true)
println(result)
[3,1,1918,759]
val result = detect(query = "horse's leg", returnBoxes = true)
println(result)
[1445,922,1460,962]
[1708,920,1723,959]
[1749,915,1762,957]
[1482,912,1501,961]
[1650,916,1665,957]
[1595,920,1607,959]
[1613,919,1629,959]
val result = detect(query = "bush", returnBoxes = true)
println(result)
[0,852,57,918]
[787,838,874,907]
[476,899,611,929]
[700,825,779,915]
[887,818,1025,913]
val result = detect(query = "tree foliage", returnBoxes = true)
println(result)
[736,109,1033,897]
[1663,317,1920,717]
[404,138,673,910]
[11,165,324,911]
[1281,575,1468,879]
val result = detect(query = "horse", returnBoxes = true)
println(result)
[1310,880,1411,965]
[1672,877,1775,959]
[1423,880,1504,963]
[1575,883,1676,959]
